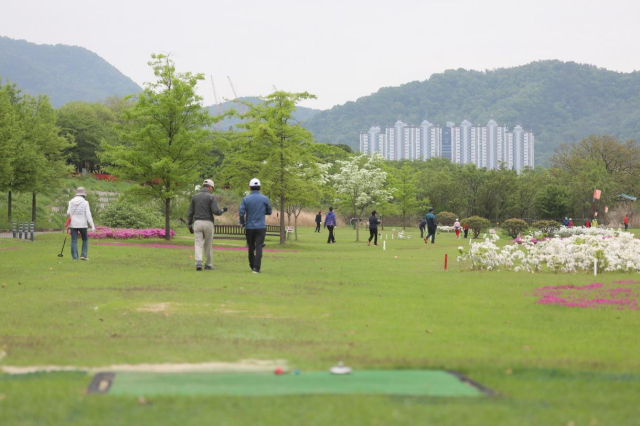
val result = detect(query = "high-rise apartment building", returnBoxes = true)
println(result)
[359,119,534,171]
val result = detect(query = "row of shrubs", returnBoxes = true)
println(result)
[436,211,560,239]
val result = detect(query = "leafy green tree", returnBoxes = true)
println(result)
[389,165,421,229]
[459,164,485,217]
[100,54,214,240]
[227,91,317,244]
[0,82,19,221]
[57,101,118,171]
[512,167,550,219]
[535,184,571,220]
[21,94,73,221]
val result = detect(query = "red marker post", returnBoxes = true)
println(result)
[444,254,448,271]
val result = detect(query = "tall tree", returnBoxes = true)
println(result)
[229,91,317,244]
[57,101,118,172]
[331,154,392,241]
[100,54,214,240]
[0,82,19,221]
[389,165,421,229]
[21,95,73,221]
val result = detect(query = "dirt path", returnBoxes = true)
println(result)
[1,359,287,374]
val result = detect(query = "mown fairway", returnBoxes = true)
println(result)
[1,227,639,425]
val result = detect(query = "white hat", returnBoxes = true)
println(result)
[202,179,214,187]
[250,178,261,187]
[75,187,87,196]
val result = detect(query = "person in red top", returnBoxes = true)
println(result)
[569,218,574,227]
[584,219,591,228]
[624,215,629,231]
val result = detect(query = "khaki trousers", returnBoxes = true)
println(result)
[194,220,214,267]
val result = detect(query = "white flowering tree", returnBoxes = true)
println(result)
[331,154,392,241]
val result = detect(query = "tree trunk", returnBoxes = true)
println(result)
[8,191,11,223]
[279,193,285,244]
[294,213,298,241]
[164,198,171,241]
[402,212,406,230]
[32,192,37,223]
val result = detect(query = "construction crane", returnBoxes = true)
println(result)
[210,75,222,130]
[227,76,239,100]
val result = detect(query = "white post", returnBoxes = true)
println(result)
[383,241,386,251]
[593,258,597,276]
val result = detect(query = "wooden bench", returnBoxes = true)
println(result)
[213,224,281,240]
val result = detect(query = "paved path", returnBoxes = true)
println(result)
[0,231,60,239]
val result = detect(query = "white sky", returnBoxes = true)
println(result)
[3,0,639,110]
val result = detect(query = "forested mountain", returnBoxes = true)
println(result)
[0,36,141,107]
[303,61,640,165]
[206,97,321,130]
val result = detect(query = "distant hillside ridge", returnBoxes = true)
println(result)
[206,96,322,130]
[302,60,640,165]
[0,36,141,107]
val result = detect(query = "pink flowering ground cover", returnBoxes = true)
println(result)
[533,280,640,310]
[88,226,175,239]
[93,242,297,253]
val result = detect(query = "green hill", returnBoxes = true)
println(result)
[207,97,321,130]
[0,36,141,107]
[303,60,640,165]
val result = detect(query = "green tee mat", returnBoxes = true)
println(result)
[89,370,489,397]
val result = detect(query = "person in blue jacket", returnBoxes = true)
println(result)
[325,207,337,243]
[239,178,272,274]
[424,208,437,244]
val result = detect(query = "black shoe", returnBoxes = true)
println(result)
[204,265,214,270]
[252,268,261,274]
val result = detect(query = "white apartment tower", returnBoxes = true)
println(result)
[359,120,534,170]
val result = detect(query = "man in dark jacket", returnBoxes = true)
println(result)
[315,211,322,232]
[368,210,381,246]
[187,179,227,271]
[424,208,437,244]
[325,207,336,243]
[239,178,272,274]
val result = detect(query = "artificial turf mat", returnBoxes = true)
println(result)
[98,370,486,397]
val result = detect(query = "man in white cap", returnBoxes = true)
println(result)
[239,178,272,274]
[187,179,227,271]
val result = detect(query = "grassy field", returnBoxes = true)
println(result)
[1,226,639,425]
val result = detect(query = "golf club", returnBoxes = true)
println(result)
[179,218,194,234]
[58,231,68,257]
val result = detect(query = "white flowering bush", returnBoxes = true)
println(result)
[546,226,621,238]
[458,231,640,273]
[438,226,455,233]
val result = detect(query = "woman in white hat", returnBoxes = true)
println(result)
[66,187,95,260]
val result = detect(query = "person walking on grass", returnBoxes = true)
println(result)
[424,208,437,244]
[419,219,427,238]
[463,222,470,238]
[66,187,95,261]
[368,210,381,246]
[187,179,228,271]
[624,214,629,231]
[325,207,336,243]
[315,211,322,233]
[453,218,461,239]
[239,178,272,274]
